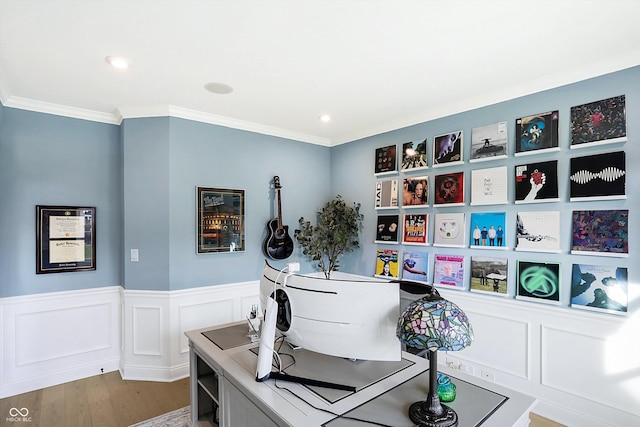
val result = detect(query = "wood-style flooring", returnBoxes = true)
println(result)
[0,371,189,427]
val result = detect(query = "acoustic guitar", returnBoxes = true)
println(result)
[263,176,294,260]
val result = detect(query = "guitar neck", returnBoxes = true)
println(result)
[276,188,283,230]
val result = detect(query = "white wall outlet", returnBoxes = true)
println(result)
[130,249,139,262]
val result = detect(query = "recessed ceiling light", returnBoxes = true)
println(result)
[204,82,234,94]
[319,114,331,123]
[105,56,129,70]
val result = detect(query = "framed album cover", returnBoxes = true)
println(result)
[402,176,429,208]
[470,166,508,206]
[402,251,429,283]
[516,211,561,253]
[432,131,463,167]
[516,260,561,305]
[375,179,399,209]
[470,256,508,296]
[470,212,507,249]
[375,248,400,278]
[433,254,465,289]
[401,139,428,171]
[569,151,626,201]
[402,213,429,245]
[433,212,466,248]
[570,95,626,148]
[515,110,559,156]
[375,214,400,244]
[571,210,628,257]
[434,172,464,206]
[374,144,397,175]
[470,121,508,162]
[514,160,559,204]
[197,187,245,254]
[36,205,96,274]
[571,264,628,315]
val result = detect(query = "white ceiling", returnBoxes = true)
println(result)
[1,0,639,146]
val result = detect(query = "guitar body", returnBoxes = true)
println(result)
[263,176,294,260]
[264,218,294,260]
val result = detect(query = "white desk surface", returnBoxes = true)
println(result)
[186,322,537,427]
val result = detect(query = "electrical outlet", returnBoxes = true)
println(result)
[480,369,495,382]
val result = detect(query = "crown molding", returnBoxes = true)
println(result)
[1,96,121,125]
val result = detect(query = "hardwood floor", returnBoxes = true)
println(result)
[0,371,190,427]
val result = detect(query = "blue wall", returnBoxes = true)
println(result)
[0,108,122,297]
[331,67,638,308]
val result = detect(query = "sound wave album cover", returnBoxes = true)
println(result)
[570,151,626,201]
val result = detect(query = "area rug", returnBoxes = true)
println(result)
[129,406,190,427]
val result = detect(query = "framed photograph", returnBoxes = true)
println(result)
[516,211,561,253]
[470,212,507,249]
[402,213,429,246]
[571,210,628,257]
[375,179,399,209]
[433,254,465,289]
[402,251,429,283]
[571,264,628,315]
[434,172,465,206]
[374,144,397,175]
[432,131,463,167]
[470,121,508,162]
[433,212,466,248]
[514,160,559,204]
[570,95,626,148]
[569,151,626,201]
[36,205,96,274]
[375,248,400,278]
[470,256,508,296]
[401,139,428,171]
[470,166,508,206]
[402,176,429,208]
[375,214,400,244]
[516,260,561,305]
[197,187,245,254]
[515,110,559,156]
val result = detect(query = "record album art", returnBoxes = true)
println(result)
[433,131,463,166]
[433,212,466,248]
[375,248,399,278]
[570,95,626,148]
[375,179,399,209]
[401,139,428,171]
[571,210,628,257]
[470,166,508,206]
[402,251,429,283]
[517,260,561,305]
[402,176,429,207]
[375,145,397,174]
[514,160,559,203]
[515,111,559,155]
[470,212,506,249]
[433,254,465,289]
[402,213,428,245]
[516,211,561,253]
[375,214,400,244]
[569,151,626,201]
[434,172,464,206]
[571,264,627,315]
[471,121,508,162]
[470,256,508,295]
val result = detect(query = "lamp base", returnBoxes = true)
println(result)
[408,401,458,427]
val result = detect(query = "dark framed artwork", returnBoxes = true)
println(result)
[433,131,463,167]
[570,95,626,148]
[569,151,626,201]
[197,187,245,254]
[374,144,397,175]
[36,205,96,274]
[515,110,559,155]
[516,260,561,305]
[514,160,559,204]
[401,139,428,171]
[375,214,400,244]
[571,264,628,315]
[571,210,628,257]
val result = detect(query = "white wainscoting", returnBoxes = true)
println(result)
[0,287,122,398]
[437,288,640,427]
[120,280,260,382]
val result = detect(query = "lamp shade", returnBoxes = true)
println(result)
[396,294,474,352]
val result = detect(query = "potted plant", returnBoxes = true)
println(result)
[294,195,363,279]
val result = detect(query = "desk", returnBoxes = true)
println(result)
[186,322,536,427]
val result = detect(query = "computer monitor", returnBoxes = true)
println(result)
[259,261,401,362]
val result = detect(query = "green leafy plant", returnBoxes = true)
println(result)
[294,195,363,279]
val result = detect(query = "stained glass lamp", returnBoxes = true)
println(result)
[396,292,474,427]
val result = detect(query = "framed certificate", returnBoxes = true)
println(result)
[36,205,96,274]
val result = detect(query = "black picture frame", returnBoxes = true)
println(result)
[36,205,96,274]
[197,187,245,254]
